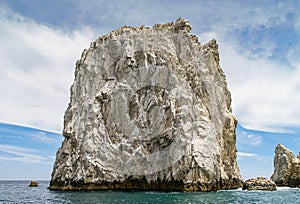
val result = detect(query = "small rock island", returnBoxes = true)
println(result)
[29,180,38,187]
[49,18,242,191]
[243,177,276,191]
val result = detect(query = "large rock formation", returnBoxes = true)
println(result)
[49,18,242,191]
[271,144,300,187]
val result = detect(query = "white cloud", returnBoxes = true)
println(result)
[196,3,300,132]
[0,144,50,164]
[27,131,59,144]
[0,135,22,139]
[199,32,300,132]
[237,151,267,162]
[73,0,299,30]
[0,8,96,132]
[237,131,262,146]
[237,152,258,158]
[237,152,274,180]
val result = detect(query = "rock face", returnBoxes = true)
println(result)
[49,18,242,191]
[271,144,300,187]
[242,177,276,191]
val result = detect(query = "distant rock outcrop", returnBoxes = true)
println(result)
[271,144,300,187]
[29,180,38,187]
[49,18,242,191]
[242,177,276,191]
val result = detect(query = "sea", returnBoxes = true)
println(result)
[0,181,299,204]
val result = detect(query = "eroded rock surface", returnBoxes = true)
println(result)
[242,177,276,191]
[271,144,300,187]
[49,18,242,191]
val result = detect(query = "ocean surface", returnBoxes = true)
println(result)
[0,181,299,204]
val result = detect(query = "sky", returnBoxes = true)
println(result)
[0,123,61,180]
[0,0,299,180]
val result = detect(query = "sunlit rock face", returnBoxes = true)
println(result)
[49,18,242,191]
[271,144,300,187]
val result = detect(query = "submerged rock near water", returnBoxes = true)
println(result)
[271,144,300,187]
[49,18,242,191]
[242,177,276,191]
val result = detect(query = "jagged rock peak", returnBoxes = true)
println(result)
[91,18,198,48]
[49,18,242,191]
[271,144,300,187]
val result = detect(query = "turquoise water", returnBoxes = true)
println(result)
[0,181,299,204]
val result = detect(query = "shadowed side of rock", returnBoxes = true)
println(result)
[49,157,242,191]
[49,18,242,191]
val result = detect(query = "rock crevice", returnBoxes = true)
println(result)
[49,18,242,191]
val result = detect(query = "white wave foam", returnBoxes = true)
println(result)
[277,187,299,191]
